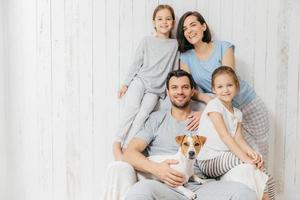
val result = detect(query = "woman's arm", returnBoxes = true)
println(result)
[221,47,235,69]
[180,61,212,104]
[194,90,213,104]
[179,61,191,73]
[208,112,253,164]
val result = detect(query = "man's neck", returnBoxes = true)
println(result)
[170,106,192,121]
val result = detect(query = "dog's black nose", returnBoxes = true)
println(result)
[189,151,195,157]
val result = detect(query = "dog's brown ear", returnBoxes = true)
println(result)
[176,135,185,145]
[196,135,207,146]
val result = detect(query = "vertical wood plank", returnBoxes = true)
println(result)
[240,0,256,85]
[51,0,68,198]
[253,0,268,98]
[5,1,40,199]
[92,0,108,197]
[77,0,94,199]
[171,0,197,17]
[36,0,53,199]
[7,1,39,199]
[4,2,24,199]
[132,0,147,46]
[64,0,81,199]
[105,0,120,154]
[264,0,280,175]
[284,0,300,199]
[274,0,290,194]
[206,0,221,40]
[119,0,133,90]
[0,1,7,199]
[145,0,158,36]
[232,0,254,85]
[219,0,233,42]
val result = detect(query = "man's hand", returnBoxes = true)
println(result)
[153,159,186,187]
[186,111,202,131]
[117,85,128,99]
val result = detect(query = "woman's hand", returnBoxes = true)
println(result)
[117,85,128,99]
[186,111,202,131]
[194,90,214,104]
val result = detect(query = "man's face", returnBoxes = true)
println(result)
[167,76,194,109]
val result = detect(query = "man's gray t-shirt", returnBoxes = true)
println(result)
[135,110,196,156]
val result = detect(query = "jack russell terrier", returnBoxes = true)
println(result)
[138,135,207,200]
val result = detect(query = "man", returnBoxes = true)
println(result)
[122,70,257,200]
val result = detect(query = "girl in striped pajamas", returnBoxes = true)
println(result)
[197,66,275,200]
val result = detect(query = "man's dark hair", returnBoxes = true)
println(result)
[166,69,197,89]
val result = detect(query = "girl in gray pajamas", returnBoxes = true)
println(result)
[197,66,275,200]
[113,4,179,160]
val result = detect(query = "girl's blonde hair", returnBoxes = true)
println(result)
[152,4,175,38]
[211,66,240,90]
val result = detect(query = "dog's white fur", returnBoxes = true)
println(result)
[138,135,207,200]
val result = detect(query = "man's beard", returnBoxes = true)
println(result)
[170,98,190,109]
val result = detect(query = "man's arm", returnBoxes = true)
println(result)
[123,138,155,173]
[123,138,185,187]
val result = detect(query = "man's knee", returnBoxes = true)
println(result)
[124,179,179,200]
[231,185,257,200]
[106,161,137,181]
[107,160,135,172]
[124,180,157,200]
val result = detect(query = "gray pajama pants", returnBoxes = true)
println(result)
[240,97,269,164]
[198,152,276,199]
[102,161,257,200]
[125,179,258,200]
[116,78,159,147]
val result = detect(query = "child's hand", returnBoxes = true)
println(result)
[118,85,128,99]
[247,150,264,169]
[247,150,258,160]
[114,151,124,161]
[242,157,255,165]
[254,154,264,170]
[113,141,124,161]
[256,157,264,170]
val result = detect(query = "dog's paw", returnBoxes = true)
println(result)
[190,193,197,200]
[192,174,216,185]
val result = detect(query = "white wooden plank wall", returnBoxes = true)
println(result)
[0,1,7,199]
[1,0,300,199]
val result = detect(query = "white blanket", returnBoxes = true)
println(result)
[221,164,268,200]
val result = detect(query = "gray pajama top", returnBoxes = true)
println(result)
[123,36,179,98]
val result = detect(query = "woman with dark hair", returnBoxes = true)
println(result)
[176,11,270,166]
